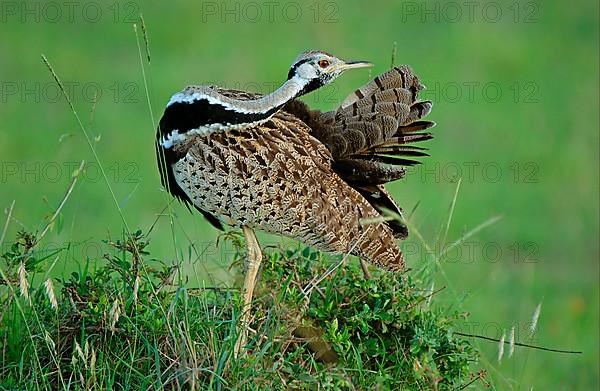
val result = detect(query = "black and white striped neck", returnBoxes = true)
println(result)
[157,74,317,149]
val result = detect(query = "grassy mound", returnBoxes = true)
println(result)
[0,229,480,389]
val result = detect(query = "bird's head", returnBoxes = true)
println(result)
[287,50,372,96]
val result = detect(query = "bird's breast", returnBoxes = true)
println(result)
[171,120,326,230]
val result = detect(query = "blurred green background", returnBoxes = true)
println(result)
[1,0,597,388]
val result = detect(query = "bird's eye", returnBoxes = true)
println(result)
[318,59,330,68]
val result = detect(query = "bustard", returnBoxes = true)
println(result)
[156,50,434,355]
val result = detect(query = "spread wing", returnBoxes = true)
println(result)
[284,65,435,238]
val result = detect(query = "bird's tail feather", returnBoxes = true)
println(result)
[322,65,434,186]
[326,66,435,239]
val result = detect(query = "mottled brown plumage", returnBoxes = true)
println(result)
[171,108,404,270]
[164,65,433,271]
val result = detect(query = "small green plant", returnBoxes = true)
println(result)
[0,229,481,389]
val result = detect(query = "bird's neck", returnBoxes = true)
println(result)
[228,74,311,113]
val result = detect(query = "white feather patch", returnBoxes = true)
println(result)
[160,119,269,149]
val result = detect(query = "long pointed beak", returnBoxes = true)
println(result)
[336,60,373,71]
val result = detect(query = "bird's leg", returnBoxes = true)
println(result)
[234,226,263,357]
[359,258,372,280]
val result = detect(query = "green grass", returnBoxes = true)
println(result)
[0,0,598,388]
[1,228,479,389]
